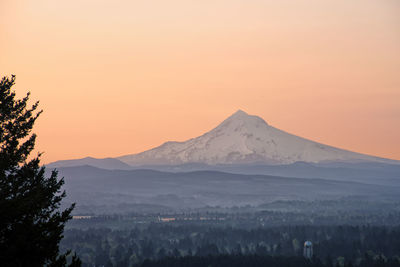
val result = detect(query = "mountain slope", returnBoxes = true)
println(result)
[118,110,395,166]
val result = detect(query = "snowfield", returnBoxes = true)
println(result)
[117,110,392,166]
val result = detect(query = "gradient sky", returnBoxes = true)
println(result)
[1,0,399,163]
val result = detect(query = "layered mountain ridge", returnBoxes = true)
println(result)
[117,110,393,166]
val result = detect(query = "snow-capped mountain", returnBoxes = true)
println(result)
[117,110,395,166]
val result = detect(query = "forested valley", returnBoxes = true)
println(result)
[61,201,400,267]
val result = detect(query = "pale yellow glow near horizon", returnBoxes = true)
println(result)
[1,0,399,163]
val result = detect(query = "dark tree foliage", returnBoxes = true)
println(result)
[140,255,325,267]
[139,255,400,267]
[0,75,80,266]
[61,224,400,266]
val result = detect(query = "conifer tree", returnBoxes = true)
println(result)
[0,75,80,266]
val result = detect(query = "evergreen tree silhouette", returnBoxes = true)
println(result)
[0,75,80,266]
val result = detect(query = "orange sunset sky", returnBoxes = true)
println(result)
[1,0,399,163]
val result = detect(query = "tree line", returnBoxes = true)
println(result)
[61,224,400,267]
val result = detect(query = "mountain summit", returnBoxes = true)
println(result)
[117,110,392,166]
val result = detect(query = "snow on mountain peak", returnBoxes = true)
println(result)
[221,110,269,127]
[230,109,250,118]
[216,110,268,131]
[117,110,393,166]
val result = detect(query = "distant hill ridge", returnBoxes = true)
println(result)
[47,157,132,170]
[54,165,400,210]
